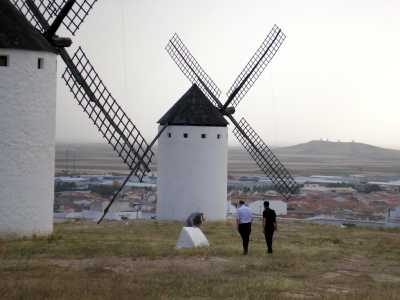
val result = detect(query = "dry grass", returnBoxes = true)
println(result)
[1,220,400,299]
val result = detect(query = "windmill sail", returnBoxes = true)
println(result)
[165,33,223,108]
[10,0,97,35]
[165,28,297,199]
[61,47,154,180]
[232,117,297,199]
[225,25,286,109]
[10,0,44,31]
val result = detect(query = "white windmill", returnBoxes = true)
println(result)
[0,0,58,236]
[157,85,229,220]
[100,27,298,222]
[0,0,154,236]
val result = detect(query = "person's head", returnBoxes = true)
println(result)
[239,200,245,206]
[200,213,205,222]
[264,201,270,208]
[193,213,203,226]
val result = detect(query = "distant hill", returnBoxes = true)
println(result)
[55,141,400,176]
[274,140,400,160]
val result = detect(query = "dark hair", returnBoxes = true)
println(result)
[239,200,245,205]
[264,201,269,208]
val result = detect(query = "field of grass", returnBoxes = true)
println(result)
[1,220,400,299]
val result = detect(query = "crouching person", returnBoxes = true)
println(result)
[176,212,208,249]
[185,212,205,227]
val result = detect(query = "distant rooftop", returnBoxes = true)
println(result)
[158,84,228,127]
[0,0,56,53]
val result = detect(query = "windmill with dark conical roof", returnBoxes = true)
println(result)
[1,0,155,235]
[155,27,298,220]
[157,85,229,220]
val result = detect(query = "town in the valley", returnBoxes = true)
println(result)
[55,171,400,227]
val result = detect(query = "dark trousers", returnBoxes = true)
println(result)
[264,229,275,253]
[238,222,251,253]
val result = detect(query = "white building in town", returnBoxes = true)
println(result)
[302,183,355,194]
[386,207,400,225]
[248,200,287,216]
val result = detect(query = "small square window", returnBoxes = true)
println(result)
[183,133,188,138]
[167,133,172,138]
[217,134,222,139]
[201,134,207,139]
[0,55,8,67]
[37,58,44,69]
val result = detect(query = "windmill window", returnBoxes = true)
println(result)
[37,58,44,69]
[167,132,172,138]
[183,133,188,138]
[0,55,8,67]
[201,134,207,139]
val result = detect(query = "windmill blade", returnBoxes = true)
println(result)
[97,94,195,223]
[48,0,97,35]
[61,46,154,180]
[166,33,224,108]
[11,0,97,35]
[231,116,297,199]
[97,125,170,224]
[224,25,286,109]
[10,0,45,32]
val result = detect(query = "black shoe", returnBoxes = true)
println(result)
[243,250,248,255]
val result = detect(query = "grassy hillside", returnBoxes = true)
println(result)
[1,220,400,299]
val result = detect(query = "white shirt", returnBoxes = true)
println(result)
[237,205,252,224]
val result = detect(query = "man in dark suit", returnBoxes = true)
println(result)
[262,201,277,254]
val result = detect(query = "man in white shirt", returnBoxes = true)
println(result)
[236,200,253,255]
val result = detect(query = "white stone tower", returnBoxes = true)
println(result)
[157,85,228,221]
[0,1,57,236]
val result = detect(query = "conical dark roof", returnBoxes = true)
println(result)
[158,84,228,127]
[0,0,56,52]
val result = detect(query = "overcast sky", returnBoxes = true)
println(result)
[55,0,400,149]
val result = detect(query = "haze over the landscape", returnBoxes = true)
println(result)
[55,0,400,149]
[55,140,400,177]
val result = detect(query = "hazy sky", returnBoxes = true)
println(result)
[55,0,400,149]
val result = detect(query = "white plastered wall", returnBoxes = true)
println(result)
[157,125,228,220]
[0,49,57,236]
